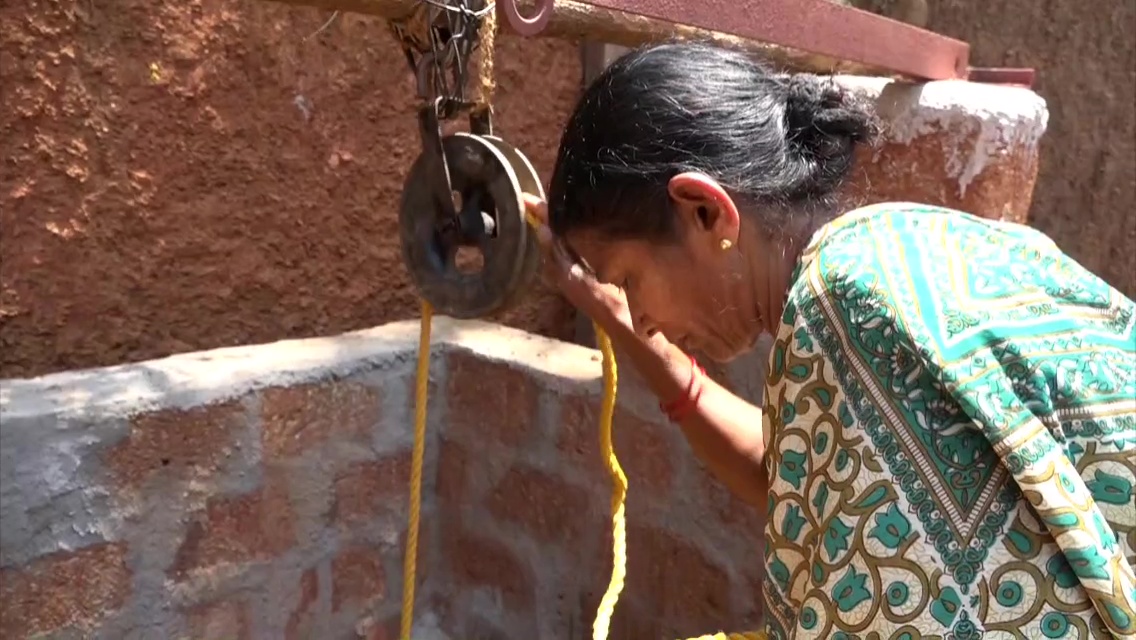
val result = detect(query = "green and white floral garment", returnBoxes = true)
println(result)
[761,204,1136,639]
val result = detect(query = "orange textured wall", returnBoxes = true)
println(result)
[1,0,578,378]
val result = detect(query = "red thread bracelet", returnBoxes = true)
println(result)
[661,354,706,423]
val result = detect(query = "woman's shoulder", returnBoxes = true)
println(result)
[794,202,1064,297]
[784,199,1133,359]
[804,202,1057,263]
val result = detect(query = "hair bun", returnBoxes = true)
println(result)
[781,73,878,197]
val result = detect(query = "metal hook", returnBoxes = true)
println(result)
[498,0,554,36]
[416,97,457,219]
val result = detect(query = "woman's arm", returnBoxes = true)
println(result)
[523,193,767,505]
[607,321,767,506]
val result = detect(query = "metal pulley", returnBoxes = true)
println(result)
[391,0,542,318]
[399,103,544,319]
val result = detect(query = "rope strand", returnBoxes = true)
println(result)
[394,11,768,629]
[472,2,497,109]
[591,325,625,640]
[400,300,434,640]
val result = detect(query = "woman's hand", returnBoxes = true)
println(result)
[522,194,634,337]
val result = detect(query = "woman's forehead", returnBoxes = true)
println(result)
[564,230,652,282]
[561,231,605,274]
[564,230,626,277]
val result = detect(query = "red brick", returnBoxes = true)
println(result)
[284,568,319,640]
[355,612,402,640]
[169,479,295,579]
[848,130,1040,225]
[445,350,540,447]
[446,529,533,611]
[623,525,732,634]
[587,524,734,635]
[332,452,410,526]
[436,437,469,505]
[105,400,245,489]
[186,598,252,640]
[486,464,591,543]
[558,394,676,494]
[0,543,131,638]
[261,381,380,459]
[331,545,385,613]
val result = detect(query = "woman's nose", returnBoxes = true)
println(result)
[633,313,656,338]
[624,292,656,337]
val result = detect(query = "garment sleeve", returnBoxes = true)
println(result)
[925,323,1136,636]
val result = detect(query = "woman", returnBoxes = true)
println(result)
[524,43,1136,638]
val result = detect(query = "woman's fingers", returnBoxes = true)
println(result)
[522,192,571,280]
[521,193,550,243]
[521,193,547,220]
[520,192,625,323]
[519,193,634,334]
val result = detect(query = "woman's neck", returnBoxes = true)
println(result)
[743,226,809,336]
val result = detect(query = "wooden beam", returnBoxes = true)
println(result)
[267,0,888,77]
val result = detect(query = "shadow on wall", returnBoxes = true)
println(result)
[0,318,766,639]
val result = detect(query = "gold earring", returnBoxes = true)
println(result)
[719,238,733,251]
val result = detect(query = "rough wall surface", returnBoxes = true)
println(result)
[7,0,1121,381]
[928,0,1136,299]
[840,77,1048,224]
[0,0,581,378]
[0,319,764,639]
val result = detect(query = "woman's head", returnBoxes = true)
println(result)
[547,42,876,361]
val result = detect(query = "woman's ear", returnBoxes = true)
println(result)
[667,172,741,246]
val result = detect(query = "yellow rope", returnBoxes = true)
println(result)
[591,325,625,640]
[472,2,497,110]
[400,299,433,640]
[398,204,766,640]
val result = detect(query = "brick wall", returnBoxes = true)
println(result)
[0,319,764,639]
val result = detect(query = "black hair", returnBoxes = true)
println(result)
[547,42,878,240]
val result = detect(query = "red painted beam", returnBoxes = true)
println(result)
[501,0,971,81]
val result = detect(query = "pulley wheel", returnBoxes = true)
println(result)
[479,135,545,312]
[399,132,542,319]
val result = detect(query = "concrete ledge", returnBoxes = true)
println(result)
[0,318,605,421]
[0,318,765,639]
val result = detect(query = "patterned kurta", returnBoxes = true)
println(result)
[761,204,1136,639]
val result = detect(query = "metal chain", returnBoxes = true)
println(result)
[389,0,495,119]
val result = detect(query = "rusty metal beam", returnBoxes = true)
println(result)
[267,0,1032,85]
[592,0,971,80]
[500,0,970,81]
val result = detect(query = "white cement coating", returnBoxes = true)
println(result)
[836,76,1050,198]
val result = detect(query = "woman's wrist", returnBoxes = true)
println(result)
[604,321,691,405]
